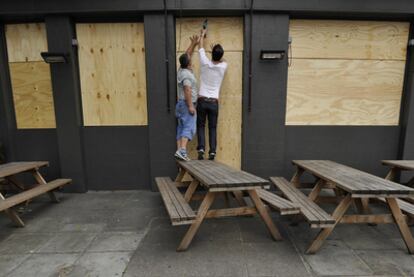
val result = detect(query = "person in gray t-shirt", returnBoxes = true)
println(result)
[175,35,199,161]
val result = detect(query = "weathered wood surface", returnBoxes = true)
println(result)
[155,177,196,225]
[0,178,70,211]
[382,160,414,171]
[256,188,300,215]
[378,198,414,218]
[177,160,268,189]
[293,160,414,196]
[0,162,49,178]
[270,177,335,227]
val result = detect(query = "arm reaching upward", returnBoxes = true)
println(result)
[198,29,210,65]
[185,35,199,57]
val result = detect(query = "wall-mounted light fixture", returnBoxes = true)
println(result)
[40,52,69,64]
[260,50,285,60]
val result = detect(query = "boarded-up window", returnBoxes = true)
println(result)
[77,23,147,126]
[286,20,409,126]
[6,23,56,129]
[176,17,243,169]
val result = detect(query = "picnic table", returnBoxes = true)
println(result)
[0,161,71,227]
[382,160,414,186]
[271,160,414,254]
[156,160,300,251]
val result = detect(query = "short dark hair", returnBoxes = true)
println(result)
[212,44,224,61]
[179,53,190,68]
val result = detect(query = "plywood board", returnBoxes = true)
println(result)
[176,17,243,169]
[286,59,405,125]
[176,17,243,52]
[5,23,48,62]
[77,23,148,126]
[290,20,409,60]
[9,62,56,129]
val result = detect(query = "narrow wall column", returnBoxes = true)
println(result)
[0,24,16,161]
[144,14,177,190]
[242,14,290,177]
[45,16,87,192]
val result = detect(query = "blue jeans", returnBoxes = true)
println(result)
[176,100,196,141]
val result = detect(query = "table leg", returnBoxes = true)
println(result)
[232,191,247,206]
[290,167,304,188]
[5,176,25,191]
[308,179,325,201]
[0,193,24,227]
[385,167,398,181]
[184,180,199,202]
[32,170,59,203]
[386,198,414,254]
[175,168,186,182]
[248,189,283,241]
[177,192,216,251]
[406,176,414,188]
[306,194,352,254]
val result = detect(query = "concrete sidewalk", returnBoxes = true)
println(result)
[0,191,412,277]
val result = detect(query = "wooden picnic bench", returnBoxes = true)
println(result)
[382,160,414,187]
[156,160,300,251]
[272,160,414,254]
[0,161,71,227]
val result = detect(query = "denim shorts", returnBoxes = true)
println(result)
[176,100,196,141]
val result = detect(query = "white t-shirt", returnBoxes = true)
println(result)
[198,48,228,99]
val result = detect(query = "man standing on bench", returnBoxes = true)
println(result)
[196,28,228,161]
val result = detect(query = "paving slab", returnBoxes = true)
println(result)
[66,251,133,277]
[36,232,97,253]
[0,254,30,276]
[124,239,249,277]
[87,231,144,252]
[7,253,79,277]
[243,241,310,277]
[0,233,55,254]
[238,217,288,243]
[296,240,373,276]
[356,249,414,276]
[61,223,107,232]
[105,207,165,232]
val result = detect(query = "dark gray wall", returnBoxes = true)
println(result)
[83,127,150,190]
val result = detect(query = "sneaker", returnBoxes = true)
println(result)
[175,149,190,161]
[208,152,216,161]
[197,149,205,160]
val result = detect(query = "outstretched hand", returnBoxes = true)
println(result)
[189,35,199,45]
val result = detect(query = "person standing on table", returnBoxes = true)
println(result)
[174,35,199,161]
[196,28,228,161]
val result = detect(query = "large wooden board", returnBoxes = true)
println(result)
[5,23,48,62]
[176,17,243,52]
[9,62,56,129]
[287,20,408,126]
[290,20,409,60]
[175,17,243,169]
[77,23,148,126]
[286,59,405,125]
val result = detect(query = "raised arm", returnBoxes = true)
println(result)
[198,29,210,65]
[185,35,199,57]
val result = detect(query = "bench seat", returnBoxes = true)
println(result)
[378,198,414,218]
[156,177,196,226]
[257,188,300,215]
[0,178,71,212]
[270,177,335,228]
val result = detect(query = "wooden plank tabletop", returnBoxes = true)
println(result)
[0,161,49,178]
[382,160,414,171]
[292,160,414,196]
[177,160,268,188]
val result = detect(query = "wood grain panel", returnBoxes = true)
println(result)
[176,17,243,169]
[286,59,405,125]
[176,17,243,52]
[290,20,409,60]
[9,62,56,128]
[77,23,147,126]
[5,23,48,62]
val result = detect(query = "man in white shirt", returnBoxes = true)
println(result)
[196,29,228,160]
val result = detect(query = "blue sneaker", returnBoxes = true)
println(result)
[174,149,190,161]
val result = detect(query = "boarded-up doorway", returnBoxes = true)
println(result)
[176,17,243,168]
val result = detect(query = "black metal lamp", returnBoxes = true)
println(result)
[260,50,285,60]
[40,52,69,63]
